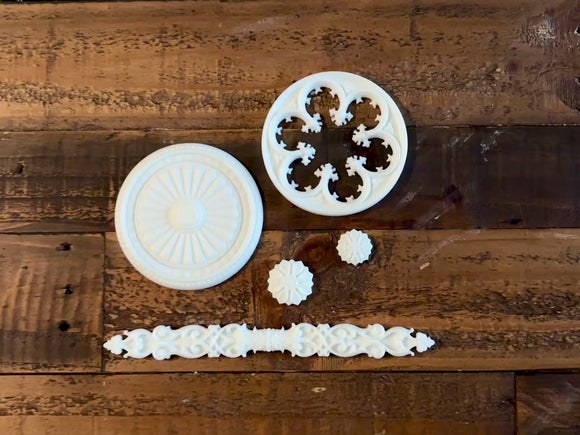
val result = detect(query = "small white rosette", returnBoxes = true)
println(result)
[267,259,314,305]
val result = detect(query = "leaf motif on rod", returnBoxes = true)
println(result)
[104,324,435,360]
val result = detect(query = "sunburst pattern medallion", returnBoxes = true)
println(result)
[135,164,241,267]
[115,143,263,290]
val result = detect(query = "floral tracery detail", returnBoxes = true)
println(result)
[262,72,407,216]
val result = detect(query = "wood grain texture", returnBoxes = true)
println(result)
[104,229,580,372]
[0,0,579,130]
[0,126,579,232]
[0,372,515,435]
[0,417,374,435]
[517,374,580,435]
[0,0,577,429]
[0,234,103,372]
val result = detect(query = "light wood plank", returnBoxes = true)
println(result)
[0,372,514,435]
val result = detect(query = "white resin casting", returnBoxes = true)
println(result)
[337,229,373,265]
[267,259,314,305]
[115,143,263,290]
[104,323,435,360]
[262,71,408,216]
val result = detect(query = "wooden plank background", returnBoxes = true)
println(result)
[0,0,579,434]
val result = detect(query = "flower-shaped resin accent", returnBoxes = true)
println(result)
[337,229,373,265]
[268,259,313,305]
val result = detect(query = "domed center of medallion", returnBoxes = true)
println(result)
[168,198,207,231]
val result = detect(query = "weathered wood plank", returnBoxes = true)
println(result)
[0,372,515,435]
[0,234,103,372]
[104,229,580,372]
[517,374,580,434]
[0,417,517,435]
[0,417,375,435]
[0,127,579,232]
[0,0,578,130]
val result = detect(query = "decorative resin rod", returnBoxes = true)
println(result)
[104,323,435,360]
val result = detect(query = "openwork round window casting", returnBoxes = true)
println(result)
[262,71,408,216]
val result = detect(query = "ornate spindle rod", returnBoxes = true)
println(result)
[104,323,435,360]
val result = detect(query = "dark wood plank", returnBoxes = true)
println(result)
[0,0,578,130]
[0,127,579,232]
[517,374,580,435]
[0,372,515,435]
[105,229,580,372]
[0,234,103,373]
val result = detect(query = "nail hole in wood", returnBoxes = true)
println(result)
[444,184,463,204]
[575,26,580,36]
[14,161,25,175]
[57,321,71,332]
[62,284,73,295]
[57,242,72,251]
